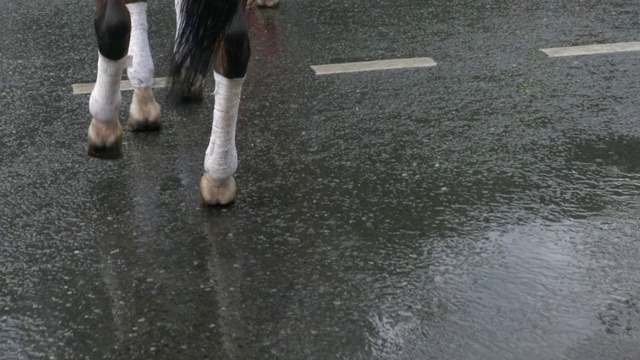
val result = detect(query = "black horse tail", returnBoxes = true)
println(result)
[169,0,238,102]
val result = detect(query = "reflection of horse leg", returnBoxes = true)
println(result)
[199,4,250,206]
[125,0,161,131]
[88,0,131,159]
[203,218,244,358]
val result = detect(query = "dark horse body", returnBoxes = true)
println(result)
[88,0,256,205]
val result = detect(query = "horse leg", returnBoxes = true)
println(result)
[173,0,204,102]
[88,0,131,159]
[199,4,250,206]
[125,0,161,131]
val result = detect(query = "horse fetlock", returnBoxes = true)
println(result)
[87,119,123,159]
[199,174,236,206]
[128,87,161,131]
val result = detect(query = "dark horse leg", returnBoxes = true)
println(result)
[88,0,160,159]
[172,0,249,102]
[198,2,251,205]
[87,0,131,159]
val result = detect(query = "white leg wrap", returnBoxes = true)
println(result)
[205,73,244,185]
[126,3,154,88]
[89,54,131,122]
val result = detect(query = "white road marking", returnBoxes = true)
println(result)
[72,77,170,95]
[540,42,640,57]
[311,57,437,75]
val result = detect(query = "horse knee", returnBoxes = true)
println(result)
[95,0,131,60]
[216,18,250,78]
[224,24,250,53]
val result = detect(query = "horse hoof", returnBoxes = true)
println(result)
[180,87,204,103]
[128,117,162,132]
[199,174,236,206]
[173,72,204,103]
[127,87,162,131]
[87,119,123,159]
[256,0,280,7]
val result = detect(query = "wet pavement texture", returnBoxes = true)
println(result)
[3,0,640,359]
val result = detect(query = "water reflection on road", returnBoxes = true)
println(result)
[2,0,640,359]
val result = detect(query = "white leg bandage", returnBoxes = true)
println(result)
[89,54,131,122]
[126,3,154,88]
[205,73,245,185]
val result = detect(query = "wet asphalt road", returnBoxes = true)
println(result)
[3,0,640,358]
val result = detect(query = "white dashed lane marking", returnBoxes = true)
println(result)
[540,42,640,57]
[311,57,437,75]
[72,42,640,92]
[72,77,170,95]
